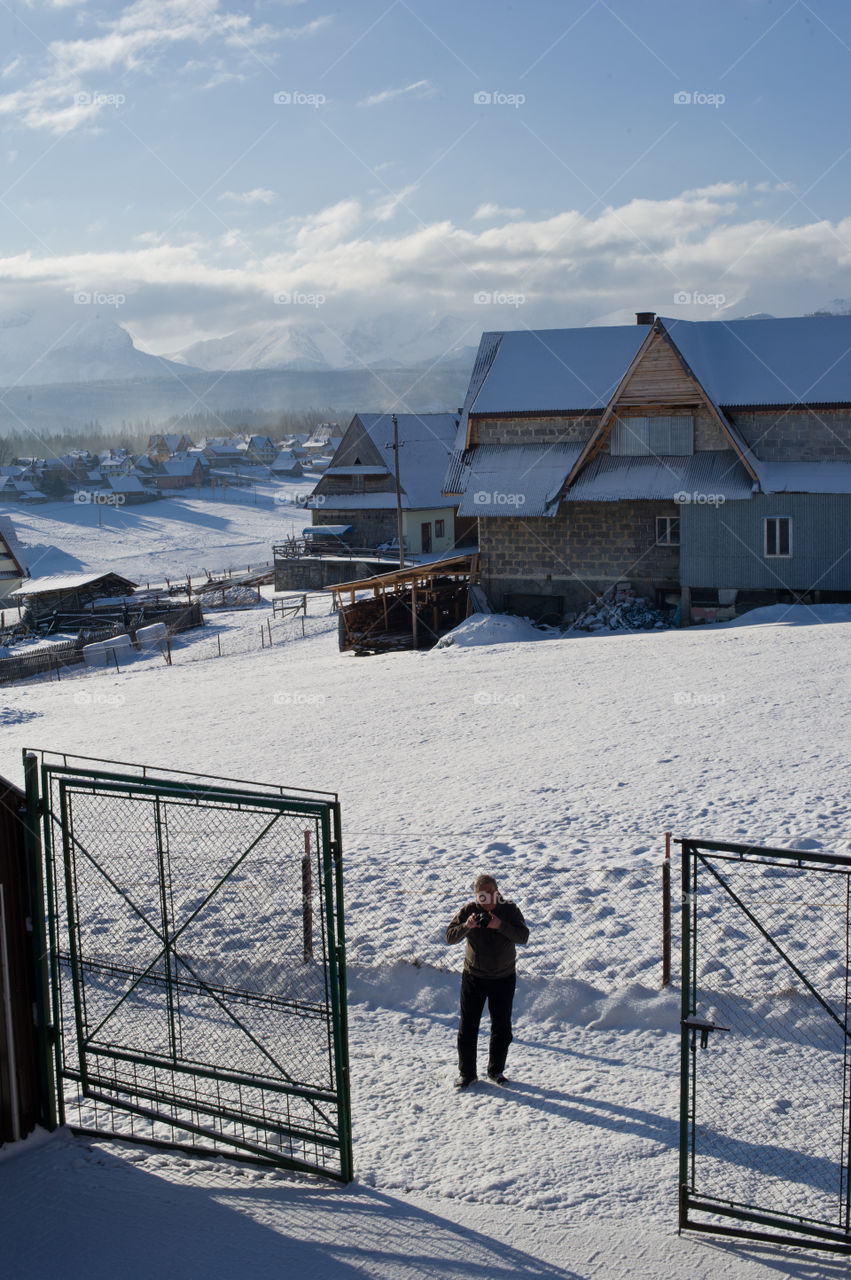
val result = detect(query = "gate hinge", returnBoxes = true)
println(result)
[682,1016,730,1049]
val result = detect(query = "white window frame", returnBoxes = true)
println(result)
[656,515,680,546]
[764,515,792,558]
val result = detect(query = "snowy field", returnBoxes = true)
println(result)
[1,477,317,587]
[1,498,850,1277]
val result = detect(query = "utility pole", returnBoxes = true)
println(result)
[386,413,405,570]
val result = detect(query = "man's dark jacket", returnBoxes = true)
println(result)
[446,901,529,978]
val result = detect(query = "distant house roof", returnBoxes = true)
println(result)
[109,476,146,493]
[355,413,458,508]
[160,457,200,477]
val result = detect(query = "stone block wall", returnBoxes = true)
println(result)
[729,408,851,460]
[471,414,599,446]
[479,501,681,614]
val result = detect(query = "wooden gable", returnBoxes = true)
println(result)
[615,329,704,406]
[561,322,759,490]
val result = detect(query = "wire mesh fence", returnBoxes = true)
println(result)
[38,757,351,1177]
[343,845,675,993]
[681,840,851,1248]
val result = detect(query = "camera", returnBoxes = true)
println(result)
[471,910,492,928]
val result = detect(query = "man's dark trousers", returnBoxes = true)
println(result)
[457,971,516,1078]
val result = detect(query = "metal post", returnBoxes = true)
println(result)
[302,832,313,962]
[22,752,56,1130]
[0,883,21,1141]
[662,831,672,987]
[678,839,693,1228]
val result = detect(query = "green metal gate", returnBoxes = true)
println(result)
[25,749,352,1181]
[679,838,851,1253]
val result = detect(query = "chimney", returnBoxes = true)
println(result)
[635,311,655,326]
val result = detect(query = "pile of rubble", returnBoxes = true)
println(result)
[571,584,671,634]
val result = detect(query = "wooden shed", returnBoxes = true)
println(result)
[330,554,479,653]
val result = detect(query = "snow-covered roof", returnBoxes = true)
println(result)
[309,492,452,511]
[460,317,851,425]
[563,451,754,502]
[160,458,199,476]
[12,571,137,596]
[356,413,458,508]
[664,315,851,406]
[456,444,583,517]
[109,476,146,493]
[470,326,647,416]
[757,460,851,494]
[270,451,302,469]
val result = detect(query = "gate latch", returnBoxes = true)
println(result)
[682,1016,730,1049]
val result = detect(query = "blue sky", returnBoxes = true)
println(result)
[3,0,851,355]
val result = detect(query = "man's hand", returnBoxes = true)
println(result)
[486,915,502,930]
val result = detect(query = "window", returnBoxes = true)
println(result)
[435,519,445,537]
[765,516,792,557]
[350,473,365,493]
[656,516,680,546]
[610,415,694,456]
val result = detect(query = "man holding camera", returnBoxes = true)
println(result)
[446,874,529,1089]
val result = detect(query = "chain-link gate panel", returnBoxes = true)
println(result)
[679,839,851,1254]
[28,751,352,1181]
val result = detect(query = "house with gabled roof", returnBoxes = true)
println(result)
[444,313,851,622]
[310,413,470,555]
[147,433,194,462]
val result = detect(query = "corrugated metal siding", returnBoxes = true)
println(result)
[564,451,754,503]
[680,493,851,589]
[456,443,582,517]
[610,415,693,456]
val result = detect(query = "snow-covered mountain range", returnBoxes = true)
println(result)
[0,307,478,388]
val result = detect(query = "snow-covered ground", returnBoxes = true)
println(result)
[1,497,850,1277]
[2,478,317,586]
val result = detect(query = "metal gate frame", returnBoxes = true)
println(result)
[679,837,851,1254]
[24,748,353,1181]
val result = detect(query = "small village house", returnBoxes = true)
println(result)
[147,433,194,462]
[309,412,469,556]
[0,517,28,600]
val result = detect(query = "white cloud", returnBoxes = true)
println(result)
[372,183,419,223]
[5,183,851,348]
[359,79,435,108]
[0,1,329,134]
[218,188,277,205]
[473,203,525,221]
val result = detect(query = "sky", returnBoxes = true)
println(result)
[3,0,851,358]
